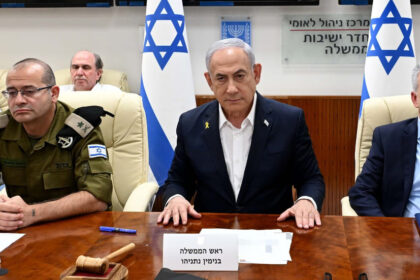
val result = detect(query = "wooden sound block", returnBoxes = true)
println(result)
[60,263,128,280]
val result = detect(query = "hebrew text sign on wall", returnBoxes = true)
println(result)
[282,15,370,64]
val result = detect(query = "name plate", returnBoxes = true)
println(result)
[163,234,238,271]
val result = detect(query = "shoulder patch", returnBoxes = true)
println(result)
[65,113,93,138]
[88,144,107,159]
[0,114,9,129]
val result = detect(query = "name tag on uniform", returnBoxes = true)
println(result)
[163,234,238,271]
[88,144,107,159]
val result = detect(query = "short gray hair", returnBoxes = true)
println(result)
[12,58,56,86]
[412,64,420,92]
[205,38,255,72]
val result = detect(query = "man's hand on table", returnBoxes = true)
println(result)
[277,199,321,229]
[157,196,202,226]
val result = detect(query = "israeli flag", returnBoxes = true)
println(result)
[360,0,416,116]
[140,0,196,186]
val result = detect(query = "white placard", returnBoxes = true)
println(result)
[163,234,238,271]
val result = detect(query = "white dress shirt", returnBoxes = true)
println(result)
[219,93,256,200]
[59,83,121,92]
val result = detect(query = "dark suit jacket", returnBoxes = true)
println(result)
[349,118,417,216]
[163,93,325,214]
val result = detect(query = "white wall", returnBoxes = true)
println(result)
[0,0,418,95]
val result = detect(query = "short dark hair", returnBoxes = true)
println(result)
[93,53,103,82]
[93,53,103,70]
[12,58,56,86]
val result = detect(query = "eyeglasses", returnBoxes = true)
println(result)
[1,85,53,99]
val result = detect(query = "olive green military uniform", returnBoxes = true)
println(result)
[0,101,112,205]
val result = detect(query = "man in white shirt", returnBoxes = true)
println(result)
[157,38,325,229]
[60,51,120,92]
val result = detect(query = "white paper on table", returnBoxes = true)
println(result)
[200,229,293,265]
[0,233,24,252]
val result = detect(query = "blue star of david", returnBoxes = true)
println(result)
[367,0,414,75]
[143,0,188,70]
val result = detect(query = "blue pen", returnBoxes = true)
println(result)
[99,226,137,234]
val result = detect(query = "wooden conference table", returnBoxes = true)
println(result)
[1,212,419,280]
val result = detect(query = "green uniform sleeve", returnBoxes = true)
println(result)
[73,126,113,206]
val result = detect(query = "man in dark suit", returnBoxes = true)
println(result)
[157,38,325,228]
[349,66,420,217]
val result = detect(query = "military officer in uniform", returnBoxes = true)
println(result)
[0,58,112,231]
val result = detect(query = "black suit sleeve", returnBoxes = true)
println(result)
[162,113,196,205]
[349,127,385,216]
[292,110,325,210]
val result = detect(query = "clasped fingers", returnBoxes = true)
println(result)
[0,211,24,232]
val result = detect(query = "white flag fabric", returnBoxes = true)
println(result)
[360,0,416,116]
[140,0,196,185]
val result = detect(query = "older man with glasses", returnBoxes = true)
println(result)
[0,58,112,231]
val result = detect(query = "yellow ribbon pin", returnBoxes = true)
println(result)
[205,121,210,129]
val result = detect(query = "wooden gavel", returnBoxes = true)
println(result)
[75,243,135,274]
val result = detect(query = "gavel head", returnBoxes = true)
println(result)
[76,255,109,274]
